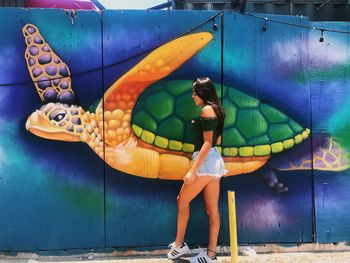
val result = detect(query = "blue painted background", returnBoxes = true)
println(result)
[0,9,349,250]
[0,9,105,250]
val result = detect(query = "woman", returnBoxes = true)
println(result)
[167,77,226,263]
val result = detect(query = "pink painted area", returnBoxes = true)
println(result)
[24,0,99,10]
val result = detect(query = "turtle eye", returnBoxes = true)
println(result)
[49,109,66,122]
[54,114,65,122]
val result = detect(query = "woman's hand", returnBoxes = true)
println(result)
[183,170,197,184]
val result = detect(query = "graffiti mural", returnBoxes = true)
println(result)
[0,9,350,250]
[23,23,213,179]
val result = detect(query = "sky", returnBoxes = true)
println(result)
[97,0,169,9]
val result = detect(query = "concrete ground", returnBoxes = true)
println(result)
[1,252,350,263]
[1,244,350,263]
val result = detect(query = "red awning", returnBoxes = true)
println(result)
[24,0,99,10]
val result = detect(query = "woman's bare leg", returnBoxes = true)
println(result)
[175,176,213,246]
[202,177,221,257]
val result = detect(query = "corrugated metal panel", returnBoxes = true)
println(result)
[0,0,25,7]
[174,0,350,20]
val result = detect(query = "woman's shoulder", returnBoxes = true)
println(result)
[200,105,216,118]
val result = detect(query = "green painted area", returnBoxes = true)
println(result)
[223,99,237,127]
[294,64,350,82]
[289,119,304,133]
[141,130,155,144]
[57,180,103,214]
[302,129,310,139]
[236,110,268,139]
[183,143,195,153]
[145,91,174,121]
[133,111,157,133]
[169,140,182,151]
[135,96,145,109]
[271,142,284,153]
[248,135,271,146]
[158,116,184,140]
[254,145,271,156]
[283,139,295,149]
[134,80,200,143]
[132,124,143,137]
[165,80,191,96]
[328,107,350,132]
[154,135,169,149]
[260,103,288,123]
[268,124,294,141]
[132,80,306,151]
[176,92,201,120]
[223,147,238,157]
[228,88,259,108]
[332,132,350,155]
[327,100,350,153]
[87,99,100,113]
[239,147,254,157]
[223,127,246,147]
[294,134,303,144]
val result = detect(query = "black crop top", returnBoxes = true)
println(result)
[191,117,218,152]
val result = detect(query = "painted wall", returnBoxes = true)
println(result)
[0,9,349,250]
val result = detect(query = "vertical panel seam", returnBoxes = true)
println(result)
[308,19,316,243]
[100,10,107,248]
[220,10,225,246]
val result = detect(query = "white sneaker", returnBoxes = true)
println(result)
[189,250,217,263]
[167,241,190,259]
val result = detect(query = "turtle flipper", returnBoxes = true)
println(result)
[98,32,213,113]
[274,134,350,171]
[23,24,75,104]
[312,135,350,171]
[261,168,289,193]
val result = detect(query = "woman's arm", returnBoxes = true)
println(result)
[216,135,221,145]
[183,105,216,184]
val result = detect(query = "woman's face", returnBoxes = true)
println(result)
[192,90,204,106]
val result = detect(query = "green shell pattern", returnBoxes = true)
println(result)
[131,80,310,157]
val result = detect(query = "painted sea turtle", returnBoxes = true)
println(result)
[23,24,350,192]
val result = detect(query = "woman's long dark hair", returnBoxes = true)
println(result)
[193,77,225,137]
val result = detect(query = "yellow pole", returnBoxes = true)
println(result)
[228,191,238,263]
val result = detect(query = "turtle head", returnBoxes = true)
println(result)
[26,102,87,142]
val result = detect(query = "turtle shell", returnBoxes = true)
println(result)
[131,80,310,157]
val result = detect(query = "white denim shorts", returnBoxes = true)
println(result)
[192,147,227,178]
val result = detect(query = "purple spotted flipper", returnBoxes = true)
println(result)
[23,24,75,104]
